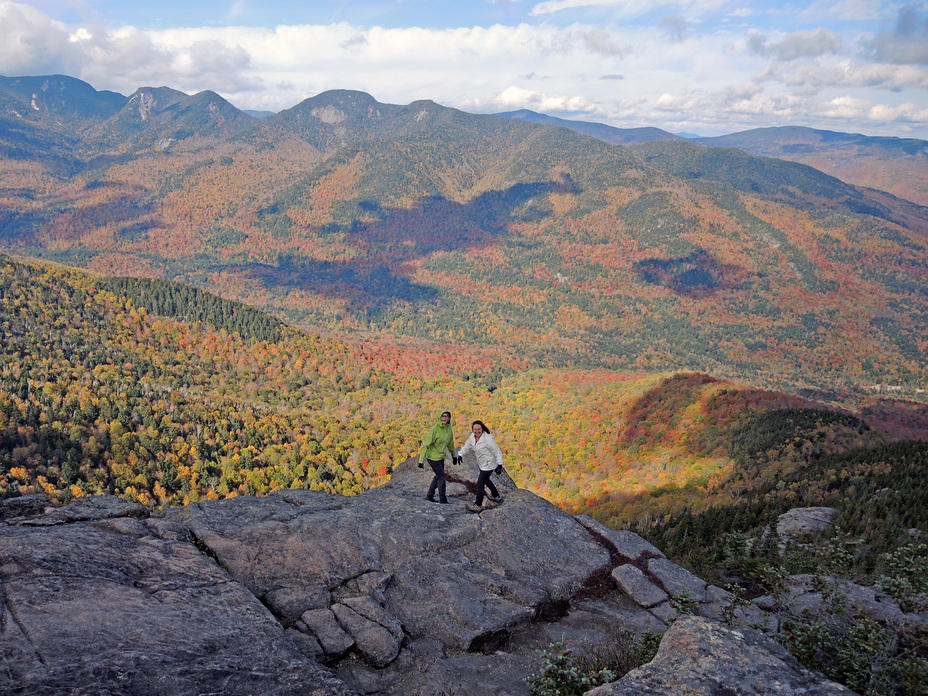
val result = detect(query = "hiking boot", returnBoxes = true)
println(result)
[465,503,483,513]
[484,498,501,509]
[489,492,503,502]
[425,495,435,502]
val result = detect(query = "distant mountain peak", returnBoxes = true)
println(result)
[68,84,256,150]
[0,73,126,123]
[495,108,681,145]
[295,88,381,111]
[498,108,537,119]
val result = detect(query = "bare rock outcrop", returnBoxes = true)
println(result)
[0,511,358,696]
[0,459,885,696]
[587,616,857,696]
[777,506,839,540]
[165,458,612,661]
[577,513,764,627]
[787,573,908,625]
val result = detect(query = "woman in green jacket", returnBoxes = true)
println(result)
[418,410,457,504]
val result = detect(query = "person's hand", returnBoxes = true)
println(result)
[417,461,424,469]
[495,465,502,475]
[456,456,463,465]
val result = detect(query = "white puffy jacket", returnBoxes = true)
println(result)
[458,432,504,472]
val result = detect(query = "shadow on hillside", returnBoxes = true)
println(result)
[1,186,155,244]
[620,373,720,445]
[634,250,743,298]
[236,259,441,309]
[255,176,578,311]
[0,207,40,241]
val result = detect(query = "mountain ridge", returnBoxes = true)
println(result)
[0,73,126,124]
[496,107,684,144]
[494,109,928,207]
[1,76,927,408]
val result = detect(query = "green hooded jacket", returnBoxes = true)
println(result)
[419,413,457,464]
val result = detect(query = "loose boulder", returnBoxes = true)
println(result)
[586,616,857,696]
[777,507,839,541]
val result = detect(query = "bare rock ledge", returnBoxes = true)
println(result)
[0,459,859,696]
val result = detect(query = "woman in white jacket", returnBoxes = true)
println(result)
[457,420,504,512]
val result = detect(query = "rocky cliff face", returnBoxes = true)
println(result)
[0,459,865,695]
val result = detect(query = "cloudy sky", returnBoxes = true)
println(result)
[2,0,927,137]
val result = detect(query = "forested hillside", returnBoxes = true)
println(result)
[1,79,927,414]
[3,255,917,531]
[643,431,928,581]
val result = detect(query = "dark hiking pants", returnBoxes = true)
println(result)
[427,459,447,503]
[475,469,499,506]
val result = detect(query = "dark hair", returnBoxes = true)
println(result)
[471,420,490,434]
[441,411,452,419]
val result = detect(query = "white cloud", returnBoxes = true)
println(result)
[142,22,634,109]
[71,25,262,95]
[0,1,262,95]
[464,85,602,114]
[0,1,926,137]
[659,15,691,42]
[170,41,260,91]
[866,101,928,123]
[533,26,629,56]
[581,29,627,55]
[529,0,731,18]
[531,0,628,15]
[863,2,928,65]
[226,0,247,22]
[813,94,928,124]
[803,0,887,23]
[833,60,928,89]
[747,28,843,61]
[0,1,75,75]
[759,58,928,93]
[340,34,368,50]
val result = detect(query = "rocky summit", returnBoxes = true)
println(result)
[1,458,860,695]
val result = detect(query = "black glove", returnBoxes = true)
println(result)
[417,461,424,469]
[456,456,463,465]
[495,465,503,475]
